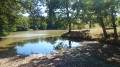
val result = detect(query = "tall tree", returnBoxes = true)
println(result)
[0,0,20,36]
[59,0,73,33]
[22,0,46,30]
[108,0,120,40]
[90,0,108,38]
[46,0,60,29]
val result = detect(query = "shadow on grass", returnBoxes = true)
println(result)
[19,42,120,67]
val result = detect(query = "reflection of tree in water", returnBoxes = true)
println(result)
[69,40,71,48]
[42,37,58,44]
[9,37,67,47]
[54,42,65,50]
[9,38,40,47]
[54,40,72,50]
[29,38,40,43]
[39,37,74,50]
[0,37,78,58]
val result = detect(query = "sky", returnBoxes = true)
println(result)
[22,3,120,17]
[22,13,29,17]
[117,13,120,17]
[22,6,47,17]
[23,12,120,17]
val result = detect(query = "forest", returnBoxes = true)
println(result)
[0,0,120,37]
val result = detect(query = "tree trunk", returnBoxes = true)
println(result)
[68,20,71,33]
[99,16,108,38]
[66,5,71,33]
[89,21,92,29]
[111,13,118,40]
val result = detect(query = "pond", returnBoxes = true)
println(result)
[0,30,81,56]
[9,37,81,55]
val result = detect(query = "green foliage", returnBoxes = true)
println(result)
[103,16,113,27]
[41,22,47,29]
[116,17,120,26]
[0,0,120,36]
[55,18,68,29]
[16,15,30,31]
[72,19,86,29]
[0,0,20,36]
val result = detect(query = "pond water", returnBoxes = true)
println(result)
[7,37,81,55]
[0,30,120,66]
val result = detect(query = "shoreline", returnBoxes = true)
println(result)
[0,41,120,67]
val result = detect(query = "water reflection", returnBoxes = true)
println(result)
[69,40,72,48]
[54,40,72,50]
[6,37,81,55]
[8,33,47,38]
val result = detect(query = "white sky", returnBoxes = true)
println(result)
[23,6,47,17]
[22,6,120,17]
[22,13,29,17]
[117,13,120,17]
[23,12,120,17]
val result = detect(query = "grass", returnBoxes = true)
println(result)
[85,23,120,37]
[89,27,120,37]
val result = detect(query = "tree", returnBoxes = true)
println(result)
[0,0,21,36]
[89,0,108,38]
[16,15,30,31]
[72,0,97,29]
[116,17,120,26]
[58,0,74,32]
[22,0,45,30]
[108,0,120,40]
[87,0,120,39]
[46,0,61,29]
